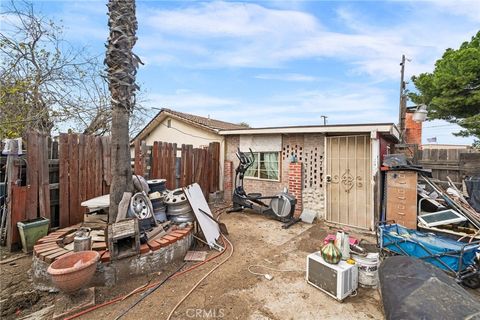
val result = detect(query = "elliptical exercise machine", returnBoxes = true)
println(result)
[227,148,297,227]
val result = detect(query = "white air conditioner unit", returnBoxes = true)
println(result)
[306,252,358,301]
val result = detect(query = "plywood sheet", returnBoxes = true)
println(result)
[183,183,220,249]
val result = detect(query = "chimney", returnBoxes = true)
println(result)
[404,110,422,145]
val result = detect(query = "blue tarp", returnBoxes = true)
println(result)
[378,223,479,273]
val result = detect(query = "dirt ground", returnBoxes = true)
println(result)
[1,210,479,319]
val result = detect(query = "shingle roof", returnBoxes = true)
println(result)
[132,108,248,142]
[161,108,247,131]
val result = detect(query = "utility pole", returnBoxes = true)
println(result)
[398,54,407,142]
[321,115,328,126]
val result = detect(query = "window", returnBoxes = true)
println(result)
[245,152,280,181]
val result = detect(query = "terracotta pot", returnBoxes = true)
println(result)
[47,250,100,293]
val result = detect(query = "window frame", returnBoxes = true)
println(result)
[244,151,281,182]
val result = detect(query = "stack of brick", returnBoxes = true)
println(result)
[223,160,234,202]
[288,162,303,217]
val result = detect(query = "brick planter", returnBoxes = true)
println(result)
[31,225,193,291]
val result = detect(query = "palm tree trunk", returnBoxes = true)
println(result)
[106,0,139,222]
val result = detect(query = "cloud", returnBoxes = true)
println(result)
[254,73,319,82]
[144,2,320,38]
[146,90,238,110]
[427,0,480,23]
[136,1,477,80]
[143,83,396,128]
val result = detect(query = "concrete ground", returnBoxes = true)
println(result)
[81,211,384,320]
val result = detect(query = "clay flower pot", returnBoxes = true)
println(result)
[47,250,100,293]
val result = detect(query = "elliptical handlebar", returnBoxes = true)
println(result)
[235,147,255,168]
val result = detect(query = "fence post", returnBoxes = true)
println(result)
[59,133,70,227]
[26,131,39,219]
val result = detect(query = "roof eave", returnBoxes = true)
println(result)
[219,123,399,138]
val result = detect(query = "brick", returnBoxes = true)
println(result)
[147,240,161,251]
[96,250,106,258]
[140,244,150,254]
[155,239,170,247]
[34,243,59,251]
[54,251,74,261]
[163,235,177,243]
[45,249,69,264]
[170,231,186,239]
[91,242,107,251]
[34,245,59,256]
[101,251,110,263]
[174,228,191,236]
[39,248,65,261]
[159,235,175,245]
[36,238,59,244]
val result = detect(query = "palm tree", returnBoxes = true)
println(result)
[106,0,140,221]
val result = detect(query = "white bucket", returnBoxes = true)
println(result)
[352,252,380,288]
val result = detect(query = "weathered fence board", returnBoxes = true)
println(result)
[135,141,221,196]
[26,131,39,219]
[39,134,50,220]
[58,133,111,227]
[59,133,70,227]
[395,144,480,186]
[8,186,27,250]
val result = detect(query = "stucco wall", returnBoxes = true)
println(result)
[134,117,225,190]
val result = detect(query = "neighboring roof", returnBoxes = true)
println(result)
[132,108,248,141]
[219,123,400,140]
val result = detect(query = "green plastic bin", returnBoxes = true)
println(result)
[17,217,50,253]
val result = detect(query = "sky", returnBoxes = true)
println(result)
[7,0,480,144]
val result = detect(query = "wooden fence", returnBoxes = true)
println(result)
[134,140,221,196]
[394,144,480,186]
[58,133,111,228]
[3,133,221,250]
[416,147,480,185]
[2,131,111,250]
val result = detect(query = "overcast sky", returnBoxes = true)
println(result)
[18,1,480,144]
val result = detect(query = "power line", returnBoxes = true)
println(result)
[159,122,222,142]
[423,124,459,128]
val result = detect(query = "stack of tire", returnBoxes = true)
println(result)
[147,179,168,223]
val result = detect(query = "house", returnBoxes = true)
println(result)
[134,108,400,230]
[220,124,399,231]
[131,108,247,189]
